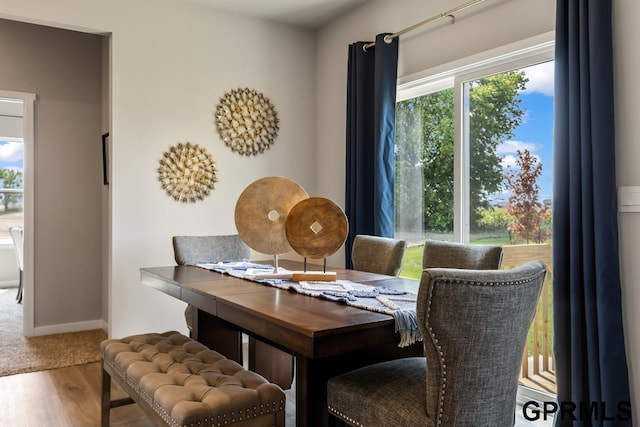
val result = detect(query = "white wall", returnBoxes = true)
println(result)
[108,3,317,338]
[0,0,317,337]
[0,245,18,286]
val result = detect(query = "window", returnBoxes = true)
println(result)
[394,36,556,410]
[0,98,25,242]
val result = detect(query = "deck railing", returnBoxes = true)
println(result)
[502,243,556,394]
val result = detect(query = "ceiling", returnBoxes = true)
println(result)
[177,0,372,28]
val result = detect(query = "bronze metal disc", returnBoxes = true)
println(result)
[234,176,308,255]
[285,197,348,259]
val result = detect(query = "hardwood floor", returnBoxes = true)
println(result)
[0,362,153,427]
[0,360,537,426]
[0,361,296,427]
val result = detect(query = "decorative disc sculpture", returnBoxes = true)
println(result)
[285,196,348,281]
[234,176,308,270]
[285,197,348,259]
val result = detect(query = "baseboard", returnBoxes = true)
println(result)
[0,280,18,288]
[32,319,106,336]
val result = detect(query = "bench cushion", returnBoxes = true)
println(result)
[101,331,285,427]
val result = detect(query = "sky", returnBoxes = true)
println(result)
[496,60,555,204]
[0,140,24,178]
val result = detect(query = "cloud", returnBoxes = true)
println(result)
[497,140,539,155]
[501,152,541,169]
[0,142,23,162]
[500,140,542,169]
[521,61,554,96]
[501,154,518,169]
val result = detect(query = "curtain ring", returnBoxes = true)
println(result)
[447,14,455,24]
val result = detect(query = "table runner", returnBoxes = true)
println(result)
[194,261,422,347]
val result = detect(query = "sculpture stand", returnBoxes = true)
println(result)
[291,257,337,282]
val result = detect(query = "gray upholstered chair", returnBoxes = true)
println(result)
[327,260,546,427]
[351,234,407,276]
[172,235,250,332]
[422,239,503,270]
[173,234,250,266]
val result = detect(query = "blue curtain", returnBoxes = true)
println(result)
[553,1,631,425]
[345,34,399,268]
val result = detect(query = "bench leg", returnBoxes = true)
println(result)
[101,361,111,427]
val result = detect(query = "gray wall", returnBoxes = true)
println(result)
[0,18,103,327]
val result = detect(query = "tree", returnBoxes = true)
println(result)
[0,169,23,212]
[504,149,551,243]
[395,71,528,233]
[475,205,510,231]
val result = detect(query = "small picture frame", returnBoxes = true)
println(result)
[102,132,109,185]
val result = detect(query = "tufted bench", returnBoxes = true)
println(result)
[100,331,285,427]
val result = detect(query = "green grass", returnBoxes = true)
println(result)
[399,245,424,279]
[0,209,22,217]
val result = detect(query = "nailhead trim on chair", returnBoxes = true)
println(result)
[328,406,365,427]
[425,269,547,426]
[424,280,446,426]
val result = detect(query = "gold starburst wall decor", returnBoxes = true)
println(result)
[157,142,218,203]
[214,87,279,156]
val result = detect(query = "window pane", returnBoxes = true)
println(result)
[395,89,455,240]
[395,89,454,279]
[0,98,25,241]
[466,63,554,248]
[466,61,556,398]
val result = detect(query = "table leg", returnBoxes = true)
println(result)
[295,356,330,427]
[249,337,295,389]
[193,309,243,364]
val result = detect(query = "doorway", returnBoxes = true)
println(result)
[0,91,35,336]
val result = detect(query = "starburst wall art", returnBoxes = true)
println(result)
[157,142,218,203]
[214,87,279,156]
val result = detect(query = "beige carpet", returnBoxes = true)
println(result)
[0,288,106,377]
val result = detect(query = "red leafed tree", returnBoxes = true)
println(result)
[504,149,551,243]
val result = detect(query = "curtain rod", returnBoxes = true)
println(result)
[363,0,486,51]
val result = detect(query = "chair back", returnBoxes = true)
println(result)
[172,235,250,265]
[9,226,24,270]
[417,261,546,426]
[422,239,503,270]
[351,234,406,276]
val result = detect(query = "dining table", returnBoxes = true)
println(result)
[140,259,423,427]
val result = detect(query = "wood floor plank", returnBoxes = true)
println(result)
[0,362,151,427]
[0,369,69,426]
[0,360,293,427]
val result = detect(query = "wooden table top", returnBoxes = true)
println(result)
[141,260,419,358]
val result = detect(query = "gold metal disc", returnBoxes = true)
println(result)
[234,176,308,255]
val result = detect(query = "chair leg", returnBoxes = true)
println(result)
[16,271,22,304]
[328,413,349,427]
[101,362,111,427]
